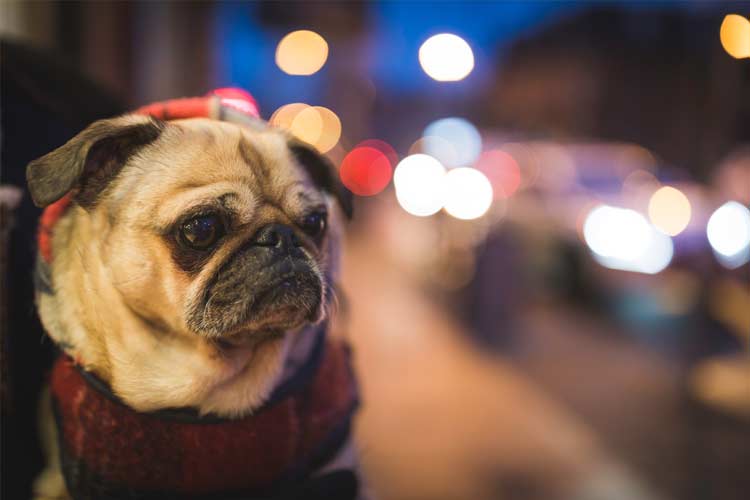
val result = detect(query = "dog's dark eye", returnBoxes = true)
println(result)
[179,215,224,250]
[300,211,327,239]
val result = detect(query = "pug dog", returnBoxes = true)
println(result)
[27,111,359,499]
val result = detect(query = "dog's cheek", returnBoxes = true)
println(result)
[108,230,189,333]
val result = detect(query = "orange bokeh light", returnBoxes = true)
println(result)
[720,14,750,59]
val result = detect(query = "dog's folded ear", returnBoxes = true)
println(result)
[26,115,164,209]
[288,140,353,220]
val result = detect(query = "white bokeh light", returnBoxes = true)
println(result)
[707,201,750,268]
[418,33,475,82]
[393,154,447,217]
[442,168,494,220]
[422,117,482,168]
[584,206,651,260]
[584,205,673,274]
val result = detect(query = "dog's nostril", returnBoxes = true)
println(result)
[252,224,297,248]
[264,231,280,247]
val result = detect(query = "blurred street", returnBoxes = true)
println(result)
[341,196,748,500]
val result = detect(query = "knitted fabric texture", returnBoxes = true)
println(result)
[51,339,357,499]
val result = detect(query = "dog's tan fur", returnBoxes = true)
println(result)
[30,116,349,498]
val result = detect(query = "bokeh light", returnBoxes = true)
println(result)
[289,105,323,146]
[720,14,750,59]
[648,186,692,236]
[583,205,673,274]
[357,139,399,166]
[297,106,341,153]
[270,102,310,129]
[475,150,521,199]
[394,154,446,217]
[422,117,482,168]
[418,33,475,81]
[707,201,750,268]
[270,103,341,153]
[275,30,329,75]
[340,146,393,197]
[442,168,493,220]
[584,205,651,260]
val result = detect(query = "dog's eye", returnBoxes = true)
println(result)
[300,211,327,239]
[179,215,224,250]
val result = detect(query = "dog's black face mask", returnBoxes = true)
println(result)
[187,222,324,339]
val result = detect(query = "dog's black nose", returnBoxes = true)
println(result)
[251,224,301,249]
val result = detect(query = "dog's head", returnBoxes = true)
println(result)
[27,115,351,415]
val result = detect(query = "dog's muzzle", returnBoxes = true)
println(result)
[189,223,323,337]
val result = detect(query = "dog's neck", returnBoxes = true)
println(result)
[278,323,320,383]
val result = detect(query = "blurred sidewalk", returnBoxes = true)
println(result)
[338,220,660,500]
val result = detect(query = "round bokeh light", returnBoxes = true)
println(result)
[340,146,393,197]
[394,154,446,217]
[422,117,481,169]
[307,106,341,153]
[706,201,750,258]
[442,167,494,220]
[270,103,341,154]
[275,30,329,75]
[357,139,398,166]
[720,14,750,59]
[648,186,692,236]
[289,105,323,146]
[583,204,673,274]
[418,33,475,81]
[270,102,309,129]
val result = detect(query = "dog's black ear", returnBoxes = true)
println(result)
[288,141,353,219]
[26,115,164,209]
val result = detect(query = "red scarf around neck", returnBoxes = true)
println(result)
[51,335,358,499]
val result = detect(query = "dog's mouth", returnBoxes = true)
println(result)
[214,328,284,351]
[188,252,323,339]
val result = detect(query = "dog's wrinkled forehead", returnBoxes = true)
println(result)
[110,119,323,221]
[25,113,352,218]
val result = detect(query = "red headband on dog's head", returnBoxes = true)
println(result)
[134,87,261,122]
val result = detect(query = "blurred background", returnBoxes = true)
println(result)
[2,1,749,499]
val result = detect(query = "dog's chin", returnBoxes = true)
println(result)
[214,327,282,349]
